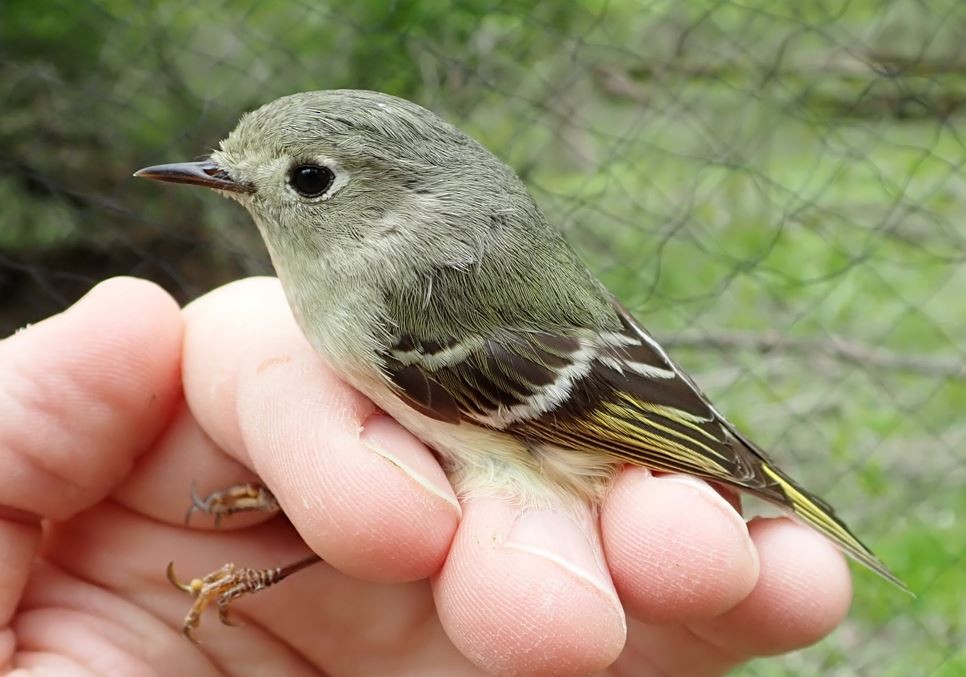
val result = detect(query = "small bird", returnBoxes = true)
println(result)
[136,89,906,635]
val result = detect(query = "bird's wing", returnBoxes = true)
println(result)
[380,301,905,589]
[382,302,766,485]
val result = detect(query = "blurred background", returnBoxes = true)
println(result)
[2,0,963,673]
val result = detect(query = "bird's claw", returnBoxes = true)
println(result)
[184,482,280,527]
[166,560,287,641]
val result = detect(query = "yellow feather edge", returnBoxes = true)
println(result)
[759,465,911,593]
[540,394,911,593]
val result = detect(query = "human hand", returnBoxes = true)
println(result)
[0,276,852,676]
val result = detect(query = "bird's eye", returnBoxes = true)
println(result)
[289,164,335,198]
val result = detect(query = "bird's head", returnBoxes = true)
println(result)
[136,90,541,282]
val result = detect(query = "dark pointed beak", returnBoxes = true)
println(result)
[133,159,253,193]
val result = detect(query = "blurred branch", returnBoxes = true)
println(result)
[592,54,966,118]
[596,51,966,82]
[665,329,966,380]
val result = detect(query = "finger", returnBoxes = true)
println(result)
[41,497,458,674]
[110,398,266,529]
[687,517,852,657]
[35,501,317,674]
[0,277,182,518]
[182,278,461,582]
[601,467,760,624]
[0,278,181,631]
[38,500,470,675]
[0,517,39,632]
[433,495,626,676]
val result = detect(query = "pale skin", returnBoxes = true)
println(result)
[0,276,853,676]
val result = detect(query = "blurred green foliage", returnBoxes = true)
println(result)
[2,0,964,673]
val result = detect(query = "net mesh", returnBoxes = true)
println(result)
[2,1,963,673]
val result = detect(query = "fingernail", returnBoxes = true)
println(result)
[360,415,462,518]
[505,509,621,611]
[661,474,758,561]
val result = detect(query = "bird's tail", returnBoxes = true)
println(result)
[753,460,911,594]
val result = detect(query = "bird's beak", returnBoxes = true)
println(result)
[133,159,254,194]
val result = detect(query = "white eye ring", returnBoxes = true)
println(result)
[286,157,349,202]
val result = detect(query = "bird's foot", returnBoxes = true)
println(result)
[184,482,280,527]
[166,556,320,641]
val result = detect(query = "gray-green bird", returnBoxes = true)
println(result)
[136,89,905,632]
